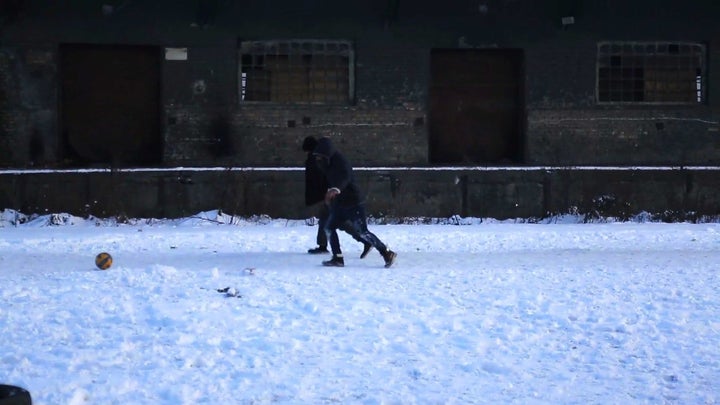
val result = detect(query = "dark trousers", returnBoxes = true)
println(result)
[324,203,387,256]
[316,203,364,248]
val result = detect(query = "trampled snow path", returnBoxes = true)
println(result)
[1,215,719,404]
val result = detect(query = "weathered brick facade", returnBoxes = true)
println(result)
[1,0,720,219]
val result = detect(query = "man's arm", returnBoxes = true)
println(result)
[324,155,352,202]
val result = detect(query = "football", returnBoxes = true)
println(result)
[95,252,113,270]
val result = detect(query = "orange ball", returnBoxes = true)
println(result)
[95,252,113,270]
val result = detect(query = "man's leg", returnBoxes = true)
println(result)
[308,204,329,254]
[322,204,345,266]
[338,219,373,258]
[317,204,328,247]
[348,204,397,268]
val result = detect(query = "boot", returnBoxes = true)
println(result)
[308,246,329,254]
[382,250,397,268]
[322,255,344,267]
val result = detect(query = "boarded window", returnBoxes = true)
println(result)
[597,42,705,104]
[239,40,353,104]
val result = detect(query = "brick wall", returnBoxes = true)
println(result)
[1,0,720,219]
[527,109,720,166]
[2,0,720,170]
[0,49,25,166]
[0,47,58,168]
[162,40,429,167]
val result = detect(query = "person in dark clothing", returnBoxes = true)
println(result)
[312,136,397,268]
[302,136,372,258]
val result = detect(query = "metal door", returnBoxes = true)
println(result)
[429,49,524,164]
[60,44,161,166]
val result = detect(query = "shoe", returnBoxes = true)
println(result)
[360,243,373,259]
[322,255,344,267]
[383,250,397,268]
[308,246,329,254]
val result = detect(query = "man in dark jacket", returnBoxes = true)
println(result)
[312,136,397,268]
[302,136,371,257]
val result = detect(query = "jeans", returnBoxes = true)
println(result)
[324,203,387,256]
[316,203,365,249]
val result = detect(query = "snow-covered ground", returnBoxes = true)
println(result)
[1,210,719,404]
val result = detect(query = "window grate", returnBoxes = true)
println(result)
[238,40,353,104]
[597,41,705,104]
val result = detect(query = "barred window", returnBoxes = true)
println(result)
[238,40,353,104]
[597,41,705,104]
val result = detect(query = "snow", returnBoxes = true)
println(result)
[3,165,720,175]
[1,210,719,404]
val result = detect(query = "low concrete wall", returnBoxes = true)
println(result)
[1,167,719,221]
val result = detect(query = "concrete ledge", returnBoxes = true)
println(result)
[2,167,720,220]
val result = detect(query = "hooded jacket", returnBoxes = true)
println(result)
[312,137,363,207]
[303,136,327,206]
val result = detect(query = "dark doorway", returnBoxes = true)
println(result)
[60,44,162,166]
[429,49,524,165]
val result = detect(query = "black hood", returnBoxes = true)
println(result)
[312,137,336,159]
[301,136,317,152]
